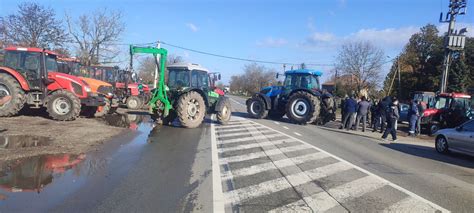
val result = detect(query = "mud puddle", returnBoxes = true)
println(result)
[0,114,155,211]
[0,135,51,149]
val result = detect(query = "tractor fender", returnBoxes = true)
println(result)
[247,93,272,110]
[215,96,231,112]
[0,67,30,91]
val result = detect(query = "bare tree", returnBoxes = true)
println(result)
[0,2,68,48]
[137,54,183,84]
[66,8,124,65]
[230,63,277,95]
[335,40,385,94]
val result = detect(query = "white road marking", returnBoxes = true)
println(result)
[217,133,282,144]
[210,115,225,213]
[274,121,281,125]
[218,138,298,153]
[217,129,274,138]
[269,200,312,213]
[304,161,353,180]
[219,144,309,164]
[215,126,267,133]
[383,197,438,212]
[224,177,292,205]
[283,126,289,130]
[328,175,386,203]
[215,123,255,130]
[294,132,302,136]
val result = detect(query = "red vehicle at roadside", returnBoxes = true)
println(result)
[0,47,104,121]
[421,93,473,135]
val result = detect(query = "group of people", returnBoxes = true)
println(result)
[339,95,424,142]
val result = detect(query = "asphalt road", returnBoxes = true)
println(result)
[1,95,473,212]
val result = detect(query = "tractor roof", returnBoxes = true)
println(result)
[4,46,58,56]
[285,69,323,76]
[439,93,471,99]
[167,63,209,72]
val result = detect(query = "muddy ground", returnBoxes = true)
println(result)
[0,109,147,163]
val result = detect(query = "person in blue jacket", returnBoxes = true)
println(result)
[408,100,420,136]
[340,95,358,130]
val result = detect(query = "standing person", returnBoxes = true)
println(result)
[377,97,390,133]
[339,95,349,129]
[355,96,371,132]
[382,98,400,142]
[371,99,380,132]
[408,100,420,136]
[416,100,426,135]
[340,95,357,130]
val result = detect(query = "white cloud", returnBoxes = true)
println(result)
[438,22,474,37]
[186,23,199,32]
[256,37,288,47]
[349,27,419,49]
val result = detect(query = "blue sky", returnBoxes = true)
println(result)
[1,0,473,83]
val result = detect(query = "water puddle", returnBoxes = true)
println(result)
[0,154,85,193]
[0,135,52,149]
[102,113,150,130]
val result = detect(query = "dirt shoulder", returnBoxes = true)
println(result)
[0,115,126,162]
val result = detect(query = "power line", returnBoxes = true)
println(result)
[158,41,334,67]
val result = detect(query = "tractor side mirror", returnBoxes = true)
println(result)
[218,74,221,80]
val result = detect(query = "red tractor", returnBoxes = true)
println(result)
[421,93,473,135]
[92,66,150,110]
[0,47,105,121]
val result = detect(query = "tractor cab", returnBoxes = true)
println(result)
[167,63,210,90]
[280,69,322,96]
[412,91,436,108]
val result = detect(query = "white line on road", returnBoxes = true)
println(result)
[217,129,274,138]
[294,132,302,136]
[383,197,439,212]
[219,144,310,164]
[239,119,450,213]
[274,121,280,125]
[217,133,282,144]
[218,138,298,153]
[210,115,225,213]
[283,126,289,130]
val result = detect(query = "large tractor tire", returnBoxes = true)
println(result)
[246,97,268,119]
[286,91,320,125]
[217,99,232,125]
[176,91,206,128]
[94,99,111,118]
[0,73,25,117]
[126,96,142,110]
[46,90,81,121]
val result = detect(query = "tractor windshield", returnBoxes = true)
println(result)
[168,69,190,88]
[435,97,471,110]
[45,56,58,73]
[284,74,320,90]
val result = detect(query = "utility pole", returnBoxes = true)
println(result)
[439,0,468,93]
[397,57,401,98]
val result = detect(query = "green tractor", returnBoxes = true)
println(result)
[129,45,231,128]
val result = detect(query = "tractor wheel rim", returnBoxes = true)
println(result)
[222,106,229,118]
[250,102,262,115]
[0,84,11,108]
[292,99,309,118]
[187,99,199,119]
[52,97,71,115]
[129,99,138,108]
[436,138,447,152]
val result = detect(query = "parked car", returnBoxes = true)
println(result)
[398,103,409,123]
[434,119,474,155]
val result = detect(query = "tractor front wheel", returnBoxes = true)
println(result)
[126,96,142,110]
[176,91,206,128]
[217,100,232,125]
[0,73,25,117]
[286,91,320,125]
[46,90,81,121]
[246,97,268,119]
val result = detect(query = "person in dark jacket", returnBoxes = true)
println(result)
[415,101,426,135]
[408,100,420,136]
[377,97,390,133]
[382,98,400,142]
[355,96,371,132]
[340,96,358,130]
[370,99,380,131]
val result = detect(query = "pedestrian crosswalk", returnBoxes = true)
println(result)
[212,117,449,213]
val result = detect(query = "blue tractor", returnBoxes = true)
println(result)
[246,69,335,125]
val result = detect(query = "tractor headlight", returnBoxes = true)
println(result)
[85,86,92,93]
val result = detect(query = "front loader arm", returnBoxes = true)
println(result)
[130,45,171,116]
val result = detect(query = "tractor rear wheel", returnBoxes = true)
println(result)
[94,98,110,118]
[0,73,25,117]
[176,91,206,128]
[217,100,231,125]
[46,90,81,121]
[286,91,320,125]
[126,96,142,110]
[246,97,268,119]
